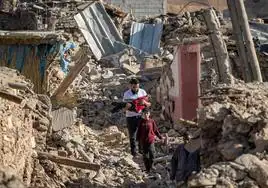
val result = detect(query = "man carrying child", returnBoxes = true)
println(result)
[123,78,151,157]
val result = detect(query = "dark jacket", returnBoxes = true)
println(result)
[170,144,201,182]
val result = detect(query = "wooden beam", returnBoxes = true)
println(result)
[165,36,209,46]
[0,90,23,104]
[52,48,90,98]
[37,151,101,171]
[8,82,34,94]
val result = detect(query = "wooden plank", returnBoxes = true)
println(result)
[52,48,89,98]
[0,90,23,104]
[7,82,35,94]
[165,36,209,45]
[37,151,101,171]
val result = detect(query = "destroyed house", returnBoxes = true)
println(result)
[0,31,63,93]
[103,0,167,19]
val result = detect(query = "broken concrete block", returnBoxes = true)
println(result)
[102,70,114,79]
[89,68,102,81]
[122,63,140,74]
[58,150,68,157]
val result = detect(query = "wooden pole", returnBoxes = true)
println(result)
[203,8,234,84]
[37,151,101,171]
[235,0,263,82]
[227,0,252,82]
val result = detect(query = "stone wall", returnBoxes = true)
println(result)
[0,11,37,30]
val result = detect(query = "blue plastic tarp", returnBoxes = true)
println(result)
[60,42,76,74]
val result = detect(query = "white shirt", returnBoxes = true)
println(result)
[123,88,147,117]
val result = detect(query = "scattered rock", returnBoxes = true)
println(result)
[93,170,106,184]
[235,154,268,188]
[120,155,140,169]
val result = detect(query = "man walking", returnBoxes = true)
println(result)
[123,78,151,157]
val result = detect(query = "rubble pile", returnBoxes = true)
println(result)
[198,83,268,164]
[0,168,26,188]
[188,153,268,188]
[185,83,268,187]
[0,67,52,186]
[33,59,182,188]
[74,64,130,127]
[2,0,268,187]
[160,12,206,47]
[66,61,163,127]
[32,124,145,187]
[47,65,66,95]
[31,120,178,187]
[0,66,171,188]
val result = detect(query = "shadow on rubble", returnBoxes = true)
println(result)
[123,181,148,188]
[76,94,127,130]
[64,178,107,188]
[77,99,128,130]
[122,172,173,188]
[65,179,148,188]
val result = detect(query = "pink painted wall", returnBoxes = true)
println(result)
[173,44,201,121]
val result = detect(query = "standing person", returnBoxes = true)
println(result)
[137,108,163,173]
[123,78,151,157]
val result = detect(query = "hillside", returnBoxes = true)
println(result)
[167,0,268,19]
[167,0,227,14]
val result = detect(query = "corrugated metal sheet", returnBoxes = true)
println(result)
[74,2,126,60]
[104,0,166,19]
[129,22,163,54]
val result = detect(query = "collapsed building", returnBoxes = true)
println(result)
[0,0,268,187]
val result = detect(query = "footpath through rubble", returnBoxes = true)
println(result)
[2,1,268,188]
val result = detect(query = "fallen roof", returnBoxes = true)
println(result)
[0,31,63,45]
